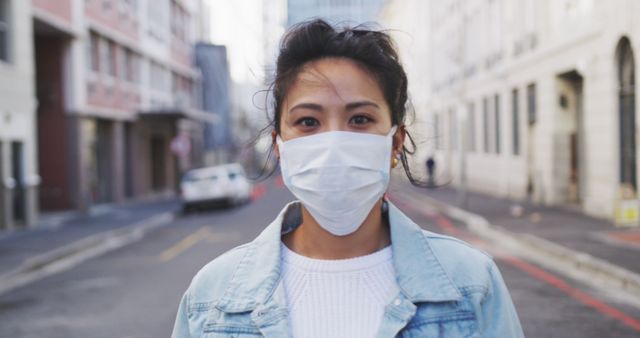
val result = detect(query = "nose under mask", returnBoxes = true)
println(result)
[277,126,397,236]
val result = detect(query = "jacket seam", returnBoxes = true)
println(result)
[480,261,496,304]
[422,231,493,260]
[405,310,477,328]
[216,243,257,311]
[419,231,461,296]
[459,285,488,295]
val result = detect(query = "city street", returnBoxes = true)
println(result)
[0,177,639,337]
[3,1,640,337]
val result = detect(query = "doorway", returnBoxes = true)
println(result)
[151,136,166,192]
[11,141,26,225]
[556,70,584,203]
[95,120,113,204]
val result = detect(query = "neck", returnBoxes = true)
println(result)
[282,199,391,259]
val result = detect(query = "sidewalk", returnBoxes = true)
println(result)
[0,198,180,294]
[412,185,639,272]
[390,180,640,304]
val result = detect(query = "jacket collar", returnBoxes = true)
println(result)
[215,199,461,313]
[386,200,462,302]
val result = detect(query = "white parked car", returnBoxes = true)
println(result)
[180,163,252,212]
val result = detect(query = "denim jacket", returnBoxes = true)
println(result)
[171,200,524,337]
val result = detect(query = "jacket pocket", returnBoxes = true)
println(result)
[202,324,263,337]
[399,308,479,338]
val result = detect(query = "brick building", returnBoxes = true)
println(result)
[30,0,212,217]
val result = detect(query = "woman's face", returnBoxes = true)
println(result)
[277,57,395,141]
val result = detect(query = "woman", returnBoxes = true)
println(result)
[171,19,524,338]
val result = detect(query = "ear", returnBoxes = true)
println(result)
[393,124,406,154]
[272,130,280,159]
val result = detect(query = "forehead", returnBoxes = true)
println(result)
[285,57,386,106]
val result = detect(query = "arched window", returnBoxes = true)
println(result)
[617,37,636,193]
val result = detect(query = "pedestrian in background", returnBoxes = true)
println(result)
[426,156,436,186]
[171,19,524,338]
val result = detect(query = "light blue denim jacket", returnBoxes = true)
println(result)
[171,201,524,337]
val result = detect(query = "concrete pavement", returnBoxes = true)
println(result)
[0,198,181,296]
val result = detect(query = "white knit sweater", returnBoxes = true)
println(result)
[280,243,400,338]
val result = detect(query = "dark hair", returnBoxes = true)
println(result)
[273,19,408,133]
[257,19,432,187]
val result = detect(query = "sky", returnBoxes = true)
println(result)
[205,0,266,85]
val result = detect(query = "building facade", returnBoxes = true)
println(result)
[0,0,39,229]
[195,43,232,165]
[385,0,640,222]
[30,0,212,217]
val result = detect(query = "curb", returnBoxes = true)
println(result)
[0,211,177,296]
[403,189,640,308]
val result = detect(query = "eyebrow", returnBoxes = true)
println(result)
[288,100,381,113]
[345,101,380,110]
[289,102,323,113]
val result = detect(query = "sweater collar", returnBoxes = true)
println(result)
[215,199,461,313]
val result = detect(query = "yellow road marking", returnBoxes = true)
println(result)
[160,227,210,262]
[206,231,242,243]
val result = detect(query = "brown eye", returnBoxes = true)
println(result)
[296,117,319,128]
[350,115,372,125]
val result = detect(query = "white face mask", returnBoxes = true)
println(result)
[277,126,397,236]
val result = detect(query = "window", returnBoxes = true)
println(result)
[170,1,177,36]
[100,38,110,75]
[117,46,126,80]
[483,97,489,153]
[86,35,92,70]
[147,0,165,42]
[150,61,169,92]
[172,72,179,93]
[512,88,520,155]
[88,32,100,72]
[0,0,9,62]
[527,83,536,125]
[122,0,138,27]
[494,94,501,154]
[131,53,140,83]
[467,102,476,153]
[149,62,157,89]
[124,49,135,82]
[171,1,189,43]
[107,41,117,77]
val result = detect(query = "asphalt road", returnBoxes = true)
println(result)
[0,177,638,337]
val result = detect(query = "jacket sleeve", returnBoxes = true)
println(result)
[171,289,192,338]
[478,260,525,337]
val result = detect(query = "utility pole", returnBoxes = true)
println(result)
[457,11,469,209]
[458,106,468,209]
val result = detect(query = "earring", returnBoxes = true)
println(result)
[392,157,399,168]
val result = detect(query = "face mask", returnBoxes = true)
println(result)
[277,126,397,236]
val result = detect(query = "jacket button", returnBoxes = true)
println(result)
[394,298,402,306]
